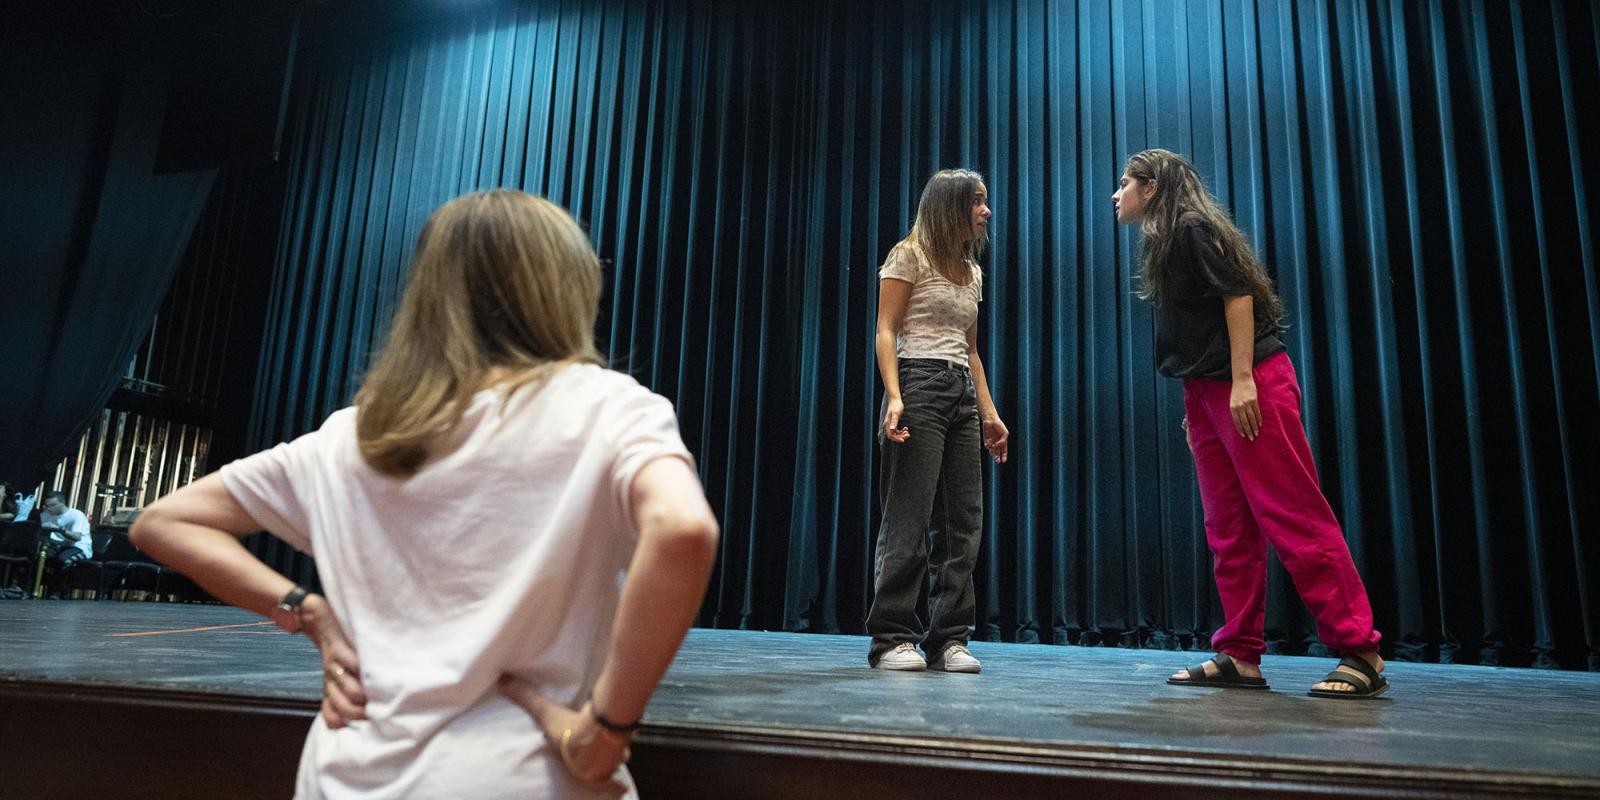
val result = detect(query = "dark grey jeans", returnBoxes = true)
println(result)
[866,358,984,666]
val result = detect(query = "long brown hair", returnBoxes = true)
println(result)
[354,190,603,475]
[909,168,987,282]
[1125,149,1284,334]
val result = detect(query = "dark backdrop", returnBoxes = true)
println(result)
[0,11,216,490]
[244,0,1599,669]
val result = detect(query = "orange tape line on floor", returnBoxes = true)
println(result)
[109,621,277,637]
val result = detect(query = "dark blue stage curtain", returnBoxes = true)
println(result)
[248,0,1600,669]
[0,19,216,490]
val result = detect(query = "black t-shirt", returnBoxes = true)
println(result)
[1153,219,1284,380]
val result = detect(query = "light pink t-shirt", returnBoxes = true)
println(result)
[879,239,982,366]
[221,364,692,800]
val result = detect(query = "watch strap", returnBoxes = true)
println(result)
[277,585,310,613]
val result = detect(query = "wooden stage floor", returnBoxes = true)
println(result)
[3,601,1597,798]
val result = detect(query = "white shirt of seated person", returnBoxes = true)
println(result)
[39,497,92,558]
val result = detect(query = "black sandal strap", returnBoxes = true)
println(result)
[1338,655,1382,686]
[1320,654,1386,693]
[1185,665,1207,682]
[1319,670,1370,692]
[1212,653,1242,681]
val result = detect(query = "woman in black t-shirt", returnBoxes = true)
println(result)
[1113,149,1388,699]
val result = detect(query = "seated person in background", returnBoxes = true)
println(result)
[1,482,15,524]
[38,491,92,566]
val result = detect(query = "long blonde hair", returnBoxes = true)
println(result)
[1125,149,1284,335]
[354,190,603,475]
[909,168,987,282]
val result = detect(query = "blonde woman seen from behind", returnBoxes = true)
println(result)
[133,189,719,798]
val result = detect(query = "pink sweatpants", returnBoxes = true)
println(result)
[1183,352,1380,665]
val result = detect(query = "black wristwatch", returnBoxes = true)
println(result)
[271,585,311,633]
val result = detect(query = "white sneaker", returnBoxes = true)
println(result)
[875,642,927,671]
[931,643,981,673]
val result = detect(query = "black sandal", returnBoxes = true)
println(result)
[1167,653,1269,690]
[1308,654,1389,700]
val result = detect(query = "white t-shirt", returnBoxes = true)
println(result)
[879,239,982,366]
[41,508,92,557]
[220,365,693,800]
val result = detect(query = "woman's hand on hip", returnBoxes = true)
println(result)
[300,594,366,728]
[500,676,632,794]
